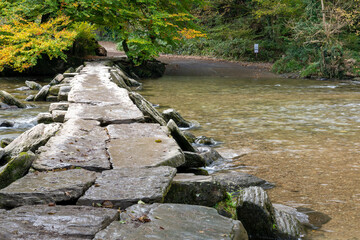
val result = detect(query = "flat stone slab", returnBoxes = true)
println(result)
[94,203,248,240]
[77,167,176,210]
[33,119,110,171]
[65,102,144,124]
[107,123,185,168]
[0,205,118,240]
[0,169,98,209]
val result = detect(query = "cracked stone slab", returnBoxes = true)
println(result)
[0,169,98,209]
[65,102,144,124]
[77,167,176,210]
[106,123,185,168]
[33,119,110,171]
[0,205,118,240]
[94,203,248,240]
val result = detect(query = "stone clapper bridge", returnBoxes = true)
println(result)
[0,61,249,239]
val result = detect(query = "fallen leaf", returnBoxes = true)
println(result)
[65,191,71,197]
[159,226,165,230]
[102,201,114,208]
[138,200,146,205]
[154,216,162,220]
[48,202,56,207]
[138,215,151,223]
[155,139,162,143]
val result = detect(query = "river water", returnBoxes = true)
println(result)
[1,59,359,239]
[141,57,360,239]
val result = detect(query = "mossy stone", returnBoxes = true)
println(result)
[0,151,35,189]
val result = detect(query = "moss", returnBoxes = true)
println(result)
[0,152,35,189]
[214,192,238,219]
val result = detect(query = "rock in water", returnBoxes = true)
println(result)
[2,123,62,162]
[129,92,167,126]
[197,146,224,165]
[0,120,14,128]
[273,204,305,239]
[94,203,248,240]
[0,90,26,108]
[25,80,42,90]
[34,85,50,101]
[236,187,276,239]
[167,119,196,152]
[0,151,35,189]
[182,151,207,168]
[162,108,192,128]
[49,74,64,86]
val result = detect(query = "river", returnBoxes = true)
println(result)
[1,58,359,239]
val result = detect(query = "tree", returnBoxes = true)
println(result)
[0,0,205,71]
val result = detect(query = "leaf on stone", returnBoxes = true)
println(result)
[65,191,71,197]
[138,214,151,223]
[155,139,162,143]
[119,220,126,224]
[138,200,146,205]
[154,216,162,220]
[48,202,56,207]
[102,200,114,208]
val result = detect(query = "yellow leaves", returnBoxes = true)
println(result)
[179,28,207,40]
[0,15,76,72]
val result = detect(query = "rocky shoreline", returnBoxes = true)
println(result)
[0,61,310,239]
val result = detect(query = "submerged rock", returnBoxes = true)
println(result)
[25,80,42,90]
[34,85,50,101]
[195,136,217,146]
[162,108,192,128]
[167,119,196,152]
[0,151,35,190]
[77,167,176,210]
[0,90,26,108]
[94,203,248,240]
[0,205,119,239]
[0,169,98,208]
[164,173,226,207]
[2,123,62,162]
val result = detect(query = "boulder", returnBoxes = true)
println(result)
[58,85,71,101]
[0,148,4,160]
[106,123,185,168]
[25,80,42,90]
[33,119,110,171]
[167,119,196,152]
[129,92,167,126]
[236,186,276,239]
[183,131,196,143]
[36,112,54,124]
[2,123,62,162]
[0,120,14,128]
[162,108,192,128]
[34,85,50,101]
[49,74,64,86]
[25,94,35,101]
[0,90,26,108]
[77,167,176,210]
[164,173,226,207]
[0,102,13,109]
[0,151,35,190]
[0,205,119,239]
[96,46,107,56]
[273,204,306,239]
[75,65,84,73]
[113,66,142,87]
[64,67,75,73]
[52,110,67,123]
[213,171,274,192]
[49,102,69,113]
[48,85,61,96]
[0,169,98,208]
[94,203,248,240]
[182,151,206,168]
[197,146,224,165]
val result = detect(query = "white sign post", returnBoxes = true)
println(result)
[254,44,259,59]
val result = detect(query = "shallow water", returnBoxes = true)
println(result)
[0,77,50,139]
[140,60,360,239]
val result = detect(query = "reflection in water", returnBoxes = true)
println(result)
[140,75,360,239]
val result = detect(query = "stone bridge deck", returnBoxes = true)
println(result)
[0,62,248,239]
